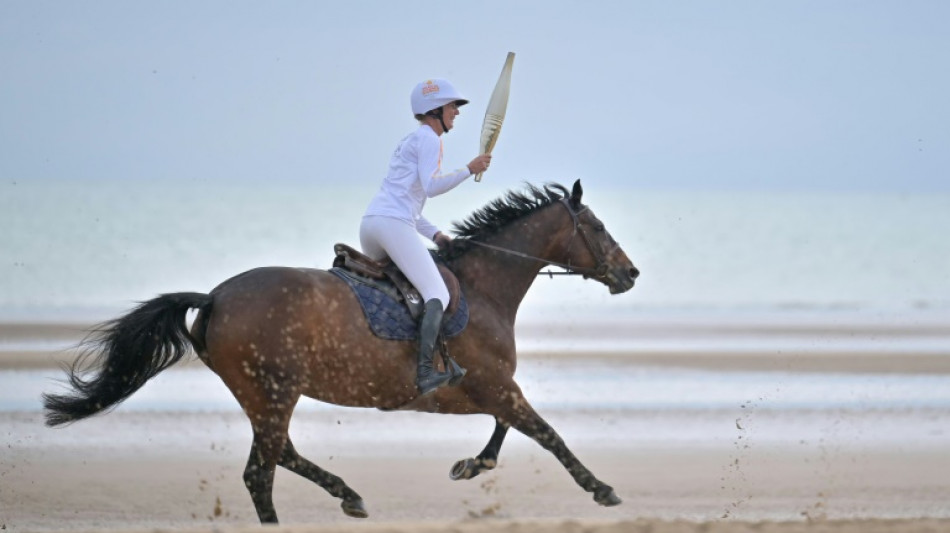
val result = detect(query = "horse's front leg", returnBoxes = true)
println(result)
[450,418,509,480]
[489,387,622,507]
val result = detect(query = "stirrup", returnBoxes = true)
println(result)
[446,357,467,386]
[416,371,453,396]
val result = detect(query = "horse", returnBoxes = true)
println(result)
[43,179,639,524]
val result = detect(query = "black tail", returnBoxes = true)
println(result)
[43,292,213,427]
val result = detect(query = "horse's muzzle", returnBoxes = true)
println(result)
[607,266,639,294]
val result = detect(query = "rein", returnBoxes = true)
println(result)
[461,198,616,279]
[463,239,590,276]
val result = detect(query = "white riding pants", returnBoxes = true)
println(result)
[359,215,450,307]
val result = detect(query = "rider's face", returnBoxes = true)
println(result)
[441,101,460,131]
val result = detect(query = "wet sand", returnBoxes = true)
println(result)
[2,321,950,532]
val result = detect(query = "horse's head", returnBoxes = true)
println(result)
[445,181,639,295]
[557,180,639,294]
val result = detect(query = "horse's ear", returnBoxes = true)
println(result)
[569,179,583,209]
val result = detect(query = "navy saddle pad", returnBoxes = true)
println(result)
[329,267,469,341]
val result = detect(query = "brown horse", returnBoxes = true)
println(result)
[43,180,639,524]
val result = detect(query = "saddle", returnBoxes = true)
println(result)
[331,243,462,321]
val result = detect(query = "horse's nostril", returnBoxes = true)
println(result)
[629,267,640,279]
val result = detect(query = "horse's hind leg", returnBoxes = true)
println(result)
[450,418,509,480]
[242,398,296,524]
[279,439,368,518]
[233,375,298,524]
[243,438,281,523]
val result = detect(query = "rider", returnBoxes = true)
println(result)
[360,79,491,396]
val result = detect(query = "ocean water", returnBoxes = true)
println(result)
[3,178,950,327]
[6,362,950,451]
[12,360,950,414]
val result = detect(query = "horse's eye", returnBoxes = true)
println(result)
[594,224,605,232]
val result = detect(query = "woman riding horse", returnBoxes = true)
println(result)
[360,78,491,396]
[44,179,639,523]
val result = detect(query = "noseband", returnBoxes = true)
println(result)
[464,198,620,279]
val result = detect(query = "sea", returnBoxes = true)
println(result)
[3,177,950,354]
[3,177,949,321]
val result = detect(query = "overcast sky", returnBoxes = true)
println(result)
[2,1,947,193]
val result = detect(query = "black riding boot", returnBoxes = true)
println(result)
[416,299,460,395]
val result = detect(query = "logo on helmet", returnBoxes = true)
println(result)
[421,80,440,97]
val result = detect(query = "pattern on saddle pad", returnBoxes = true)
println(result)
[330,267,469,341]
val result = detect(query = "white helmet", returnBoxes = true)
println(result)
[410,79,469,116]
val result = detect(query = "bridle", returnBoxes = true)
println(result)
[463,198,621,279]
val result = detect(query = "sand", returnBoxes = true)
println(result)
[2,321,950,533]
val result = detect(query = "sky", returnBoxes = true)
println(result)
[1,1,947,194]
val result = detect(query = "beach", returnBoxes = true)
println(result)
[5,0,950,530]
[4,184,949,533]
[2,318,949,533]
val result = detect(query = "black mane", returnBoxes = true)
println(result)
[440,182,569,260]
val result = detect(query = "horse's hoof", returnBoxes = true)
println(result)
[450,457,496,480]
[341,499,368,518]
[450,458,478,480]
[594,487,622,507]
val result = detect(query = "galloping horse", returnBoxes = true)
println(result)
[44,180,639,524]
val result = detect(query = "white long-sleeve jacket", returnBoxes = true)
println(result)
[363,124,470,239]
